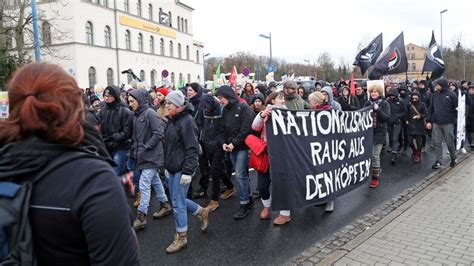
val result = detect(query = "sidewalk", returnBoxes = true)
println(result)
[323,155,474,265]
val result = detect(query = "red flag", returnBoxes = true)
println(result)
[229,66,237,86]
[349,72,355,96]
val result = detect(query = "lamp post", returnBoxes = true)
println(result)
[440,9,448,56]
[259,32,272,71]
[203,53,210,82]
[304,59,311,76]
[31,0,41,61]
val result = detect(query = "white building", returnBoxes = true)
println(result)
[9,0,204,89]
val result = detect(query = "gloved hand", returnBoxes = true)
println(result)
[180,174,192,185]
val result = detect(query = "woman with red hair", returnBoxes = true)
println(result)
[0,63,139,265]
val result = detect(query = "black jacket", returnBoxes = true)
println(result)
[387,89,408,125]
[418,88,432,110]
[338,95,360,111]
[129,89,165,170]
[98,86,133,153]
[199,94,224,152]
[364,97,391,145]
[356,93,368,108]
[164,104,199,175]
[215,86,255,151]
[406,100,427,136]
[0,140,139,266]
[427,80,458,125]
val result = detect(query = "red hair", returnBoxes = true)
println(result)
[0,62,84,145]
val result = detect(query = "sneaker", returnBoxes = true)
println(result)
[233,204,250,220]
[260,207,271,220]
[133,211,146,230]
[461,148,467,154]
[325,201,335,212]
[193,188,207,199]
[220,187,236,199]
[432,161,442,169]
[369,178,379,188]
[273,215,291,225]
[206,200,219,211]
[450,157,457,167]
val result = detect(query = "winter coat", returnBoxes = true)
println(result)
[241,92,255,106]
[163,104,199,175]
[199,94,225,152]
[98,86,133,153]
[322,86,342,111]
[427,81,458,125]
[338,95,360,111]
[129,89,165,170]
[387,89,408,125]
[215,85,255,151]
[466,93,474,133]
[356,93,368,108]
[406,101,427,136]
[0,140,139,265]
[252,104,287,142]
[418,88,432,110]
[364,97,391,144]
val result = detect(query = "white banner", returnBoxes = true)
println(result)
[456,91,466,150]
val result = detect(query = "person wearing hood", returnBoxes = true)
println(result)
[199,94,236,211]
[162,90,211,254]
[251,92,266,115]
[386,88,408,164]
[426,78,458,169]
[283,80,307,110]
[364,83,391,188]
[466,84,474,150]
[321,86,342,111]
[417,80,431,151]
[405,91,427,163]
[337,86,360,111]
[398,85,411,155]
[0,63,139,265]
[215,85,255,219]
[398,85,410,105]
[241,82,256,105]
[89,94,102,114]
[128,89,172,231]
[98,85,133,178]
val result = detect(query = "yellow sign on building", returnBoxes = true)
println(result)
[119,15,176,39]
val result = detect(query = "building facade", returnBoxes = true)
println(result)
[392,43,427,81]
[10,0,204,89]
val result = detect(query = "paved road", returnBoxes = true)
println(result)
[133,144,460,265]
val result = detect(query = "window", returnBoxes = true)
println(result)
[150,70,156,85]
[138,33,143,52]
[169,40,174,57]
[125,30,131,50]
[127,74,133,83]
[140,70,145,81]
[197,75,201,83]
[411,63,416,71]
[137,0,142,17]
[104,26,111,47]
[107,68,114,86]
[160,38,165,55]
[185,19,188,33]
[86,21,94,44]
[196,50,200,63]
[42,21,51,46]
[124,0,129,12]
[88,67,96,88]
[178,43,182,59]
[104,0,108,7]
[187,73,191,83]
[179,73,183,85]
[186,45,189,60]
[168,11,172,27]
[171,72,175,84]
[148,4,153,20]
[149,36,155,54]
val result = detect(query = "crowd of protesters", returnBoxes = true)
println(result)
[1,62,473,263]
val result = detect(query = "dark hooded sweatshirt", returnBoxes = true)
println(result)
[215,85,255,152]
[129,89,165,170]
[386,88,408,125]
[427,79,458,125]
[98,85,133,153]
[199,94,224,152]
[0,140,139,266]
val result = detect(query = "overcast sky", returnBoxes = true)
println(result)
[185,0,474,66]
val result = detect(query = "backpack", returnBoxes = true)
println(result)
[0,151,97,265]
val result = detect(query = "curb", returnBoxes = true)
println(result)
[317,153,472,265]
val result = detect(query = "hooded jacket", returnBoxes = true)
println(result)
[163,103,199,175]
[386,88,408,125]
[427,79,458,125]
[337,88,360,111]
[199,94,225,152]
[215,85,255,151]
[0,140,139,265]
[321,86,342,111]
[129,89,165,170]
[98,85,133,153]
[406,92,428,136]
[364,96,391,144]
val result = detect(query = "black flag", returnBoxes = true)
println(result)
[353,33,383,75]
[422,31,445,80]
[368,32,408,80]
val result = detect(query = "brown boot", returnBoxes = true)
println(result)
[165,232,187,254]
[198,207,210,232]
[132,211,146,231]
[153,202,172,219]
[206,200,219,211]
[133,192,141,208]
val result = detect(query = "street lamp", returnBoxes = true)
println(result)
[440,9,448,55]
[203,53,210,81]
[31,0,41,61]
[259,32,272,71]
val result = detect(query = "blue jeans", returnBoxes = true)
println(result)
[111,150,128,176]
[138,169,168,215]
[127,157,141,193]
[168,172,200,232]
[229,150,250,205]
